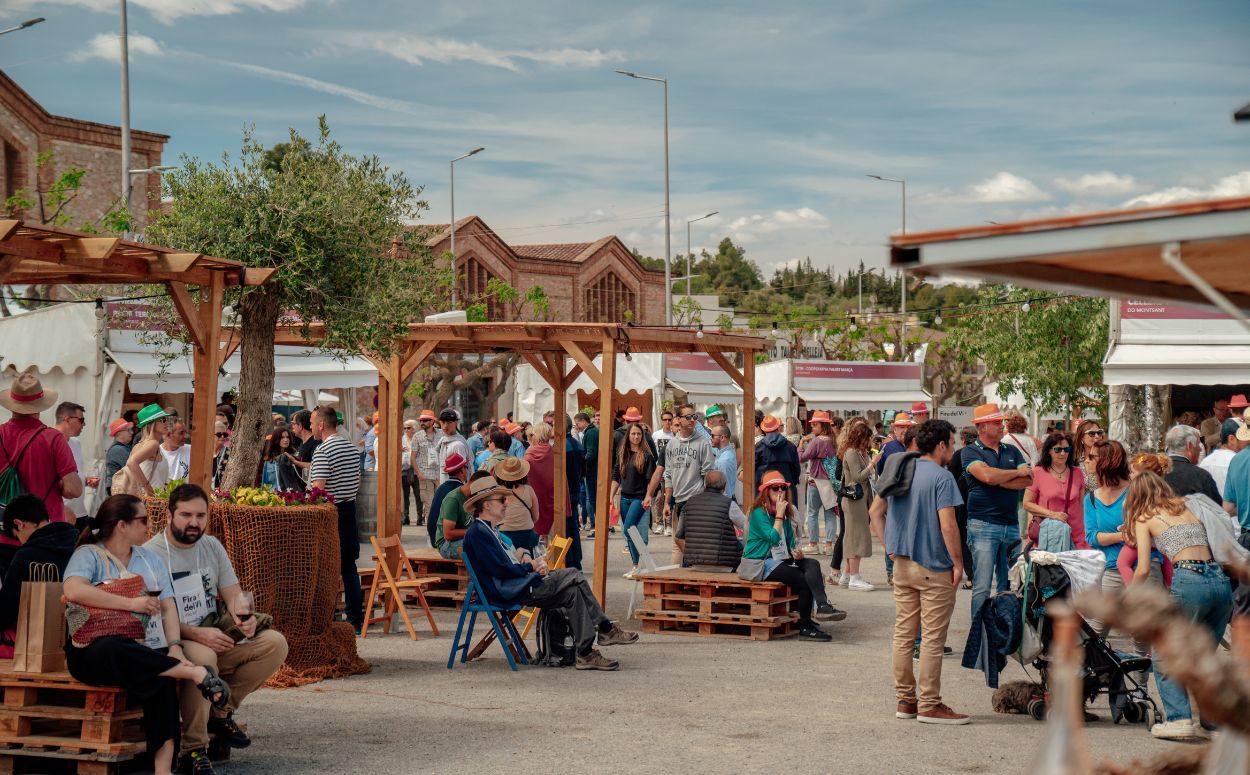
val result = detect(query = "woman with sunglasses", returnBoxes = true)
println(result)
[211,421,231,489]
[1074,420,1106,495]
[63,495,230,775]
[1023,433,1089,551]
[738,471,837,640]
[113,404,171,497]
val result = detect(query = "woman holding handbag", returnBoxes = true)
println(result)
[798,411,839,556]
[63,495,229,775]
[1023,432,1089,551]
[836,418,877,591]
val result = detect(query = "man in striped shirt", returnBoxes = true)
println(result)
[308,406,364,632]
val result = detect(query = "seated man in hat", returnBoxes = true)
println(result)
[428,452,468,548]
[461,477,639,670]
[145,484,288,773]
[434,455,479,559]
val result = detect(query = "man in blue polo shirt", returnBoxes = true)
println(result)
[961,403,1032,618]
[1223,416,1250,549]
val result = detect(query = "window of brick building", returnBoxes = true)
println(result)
[3,141,20,203]
[459,255,505,320]
[583,271,636,322]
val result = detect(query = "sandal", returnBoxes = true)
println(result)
[197,666,232,711]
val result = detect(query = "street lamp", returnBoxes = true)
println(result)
[867,173,907,346]
[0,17,44,36]
[449,147,485,308]
[684,211,717,297]
[129,165,177,176]
[616,69,672,325]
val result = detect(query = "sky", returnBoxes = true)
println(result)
[1,0,1247,277]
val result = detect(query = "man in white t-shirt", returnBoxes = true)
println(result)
[160,419,192,482]
[54,402,96,524]
[1201,417,1244,499]
[145,483,287,773]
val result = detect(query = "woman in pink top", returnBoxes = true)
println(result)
[1023,432,1089,549]
[523,423,556,539]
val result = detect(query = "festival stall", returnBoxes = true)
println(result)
[755,358,929,420]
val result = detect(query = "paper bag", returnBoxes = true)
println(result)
[13,563,67,673]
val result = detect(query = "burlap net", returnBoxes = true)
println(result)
[145,498,370,688]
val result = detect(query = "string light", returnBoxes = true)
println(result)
[934,308,943,326]
[695,323,704,339]
[1021,301,1031,313]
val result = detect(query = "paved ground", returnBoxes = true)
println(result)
[220,527,1182,775]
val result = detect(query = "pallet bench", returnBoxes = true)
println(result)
[0,660,144,774]
[635,569,800,641]
[403,549,467,609]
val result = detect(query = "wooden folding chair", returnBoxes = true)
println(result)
[465,536,572,661]
[362,535,440,640]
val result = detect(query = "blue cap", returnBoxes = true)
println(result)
[1221,418,1242,443]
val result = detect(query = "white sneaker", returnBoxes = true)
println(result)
[623,567,638,580]
[1151,719,1203,741]
[664,526,673,536]
[803,542,820,555]
[839,573,851,588]
[848,576,875,592]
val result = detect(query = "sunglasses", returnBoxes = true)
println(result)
[767,484,788,491]
[487,496,508,505]
[1087,430,1105,437]
[215,432,229,438]
[1053,447,1072,453]
[678,414,696,420]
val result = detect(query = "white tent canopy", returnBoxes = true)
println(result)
[1104,299,1250,386]
[513,353,664,422]
[665,353,741,404]
[756,358,929,417]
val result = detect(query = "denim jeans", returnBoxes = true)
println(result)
[968,519,1019,619]
[1156,562,1233,722]
[805,484,837,544]
[620,496,647,565]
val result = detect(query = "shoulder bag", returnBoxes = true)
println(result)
[64,546,147,648]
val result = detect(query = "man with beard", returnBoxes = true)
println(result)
[145,484,288,774]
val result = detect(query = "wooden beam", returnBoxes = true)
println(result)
[706,351,745,390]
[560,364,584,391]
[378,356,404,545]
[592,337,617,605]
[243,267,277,286]
[362,354,388,373]
[552,353,567,541]
[167,282,208,353]
[558,339,603,386]
[151,252,202,274]
[520,352,557,388]
[0,235,64,263]
[0,220,20,241]
[187,272,224,490]
[741,351,756,501]
[0,254,20,285]
[63,237,119,260]
[400,339,439,380]
[218,330,241,368]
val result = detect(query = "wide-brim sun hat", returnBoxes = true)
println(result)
[809,410,833,425]
[418,409,437,421]
[463,478,514,510]
[108,418,134,437]
[972,403,1005,425]
[492,456,530,482]
[623,406,644,423]
[0,372,57,415]
[1236,419,1250,443]
[136,403,172,429]
[757,470,789,493]
[891,412,915,428]
[442,452,468,473]
[760,414,782,433]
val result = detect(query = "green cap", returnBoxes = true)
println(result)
[136,403,172,429]
[705,404,725,419]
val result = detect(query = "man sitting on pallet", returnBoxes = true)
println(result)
[145,484,289,774]
[461,478,639,671]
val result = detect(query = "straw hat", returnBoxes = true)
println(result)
[891,412,915,428]
[0,373,57,415]
[809,410,833,425]
[418,409,437,421]
[1229,395,1250,410]
[492,456,530,482]
[757,470,789,493]
[760,414,782,433]
[108,418,134,437]
[910,401,930,417]
[622,406,643,423]
[972,403,1005,425]
[463,477,513,511]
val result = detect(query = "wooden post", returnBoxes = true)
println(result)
[592,337,617,604]
[375,356,405,542]
[551,353,568,540]
[184,272,223,490]
[741,350,756,499]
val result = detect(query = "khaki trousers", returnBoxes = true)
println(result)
[181,629,289,753]
[891,556,957,712]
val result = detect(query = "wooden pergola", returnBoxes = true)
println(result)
[0,220,273,488]
[275,322,769,603]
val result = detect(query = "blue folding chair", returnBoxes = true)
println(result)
[447,553,530,671]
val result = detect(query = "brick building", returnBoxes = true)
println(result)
[423,216,667,324]
[0,69,167,228]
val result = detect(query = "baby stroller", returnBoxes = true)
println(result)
[1015,550,1162,727]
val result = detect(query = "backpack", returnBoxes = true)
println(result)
[822,455,863,501]
[534,607,576,667]
[0,429,51,517]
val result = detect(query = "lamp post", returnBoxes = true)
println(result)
[449,147,485,308]
[867,174,907,350]
[119,0,131,209]
[684,211,717,297]
[616,70,672,325]
[0,17,44,37]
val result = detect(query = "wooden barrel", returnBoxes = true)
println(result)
[356,470,378,540]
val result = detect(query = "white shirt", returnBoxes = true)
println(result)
[160,443,191,482]
[1003,432,1039,467]
[1201,447,1237,499]
[64,436,87,518]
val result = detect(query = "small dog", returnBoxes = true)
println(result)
[992,680,1041,714]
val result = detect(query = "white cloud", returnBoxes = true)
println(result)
[726,207,828,244]
[969,172,1050,203]
[1121,171,1250,209]
[360,35,626,73]
[38,0,306,23]
[72,32,165,62]
[220,62,425,115]
[1054,171,1143,196]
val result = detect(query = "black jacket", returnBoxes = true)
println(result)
[1164,455,1222,505]
[0,521,79,631]
[676,491,742,569]
[877,451,921,499]
[755,432,800,499]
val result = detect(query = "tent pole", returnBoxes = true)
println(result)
[592,337,617,605]
[552,353,568,540]
[741,350,756,499]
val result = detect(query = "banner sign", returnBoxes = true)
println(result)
[1119,299,1249,345]
[793,360,923,394]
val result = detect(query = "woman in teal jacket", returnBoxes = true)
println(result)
[739,470,842,639]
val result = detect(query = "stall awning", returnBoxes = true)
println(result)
[1103,344,1250,386]
[667,380,743,404]
[794,388,929,411]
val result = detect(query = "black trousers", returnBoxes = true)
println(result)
[336,499,363,627]
[766,558,828,627]
[402,470,422,522]
[831,510,845,572]
[66,637,181,756]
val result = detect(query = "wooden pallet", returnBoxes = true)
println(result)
[0,661,144,775]
[635,569,800,641]
[406,550,468,609]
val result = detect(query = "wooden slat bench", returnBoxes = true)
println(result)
[404,549,468,609]
[635,570,800,641]
[0,660,144,774]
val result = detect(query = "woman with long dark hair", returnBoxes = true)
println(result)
[612,423,657,578]
[62,495,229,775]
[836,418,877,591]
[1074,419,1105,495]
[1023,432,1088,551]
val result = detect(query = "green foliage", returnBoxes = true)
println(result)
[3,151,131,232]
[943,286,1108,413]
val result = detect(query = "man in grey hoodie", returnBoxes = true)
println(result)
[662,403,715,528]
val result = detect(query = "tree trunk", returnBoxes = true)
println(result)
[222,285,283,490]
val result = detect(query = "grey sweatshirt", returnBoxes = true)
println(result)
[662,432,715,504]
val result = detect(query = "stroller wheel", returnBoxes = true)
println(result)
[1150,707,1162,728]
[1121,701,1143,724]
[1028,697,1047,721]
